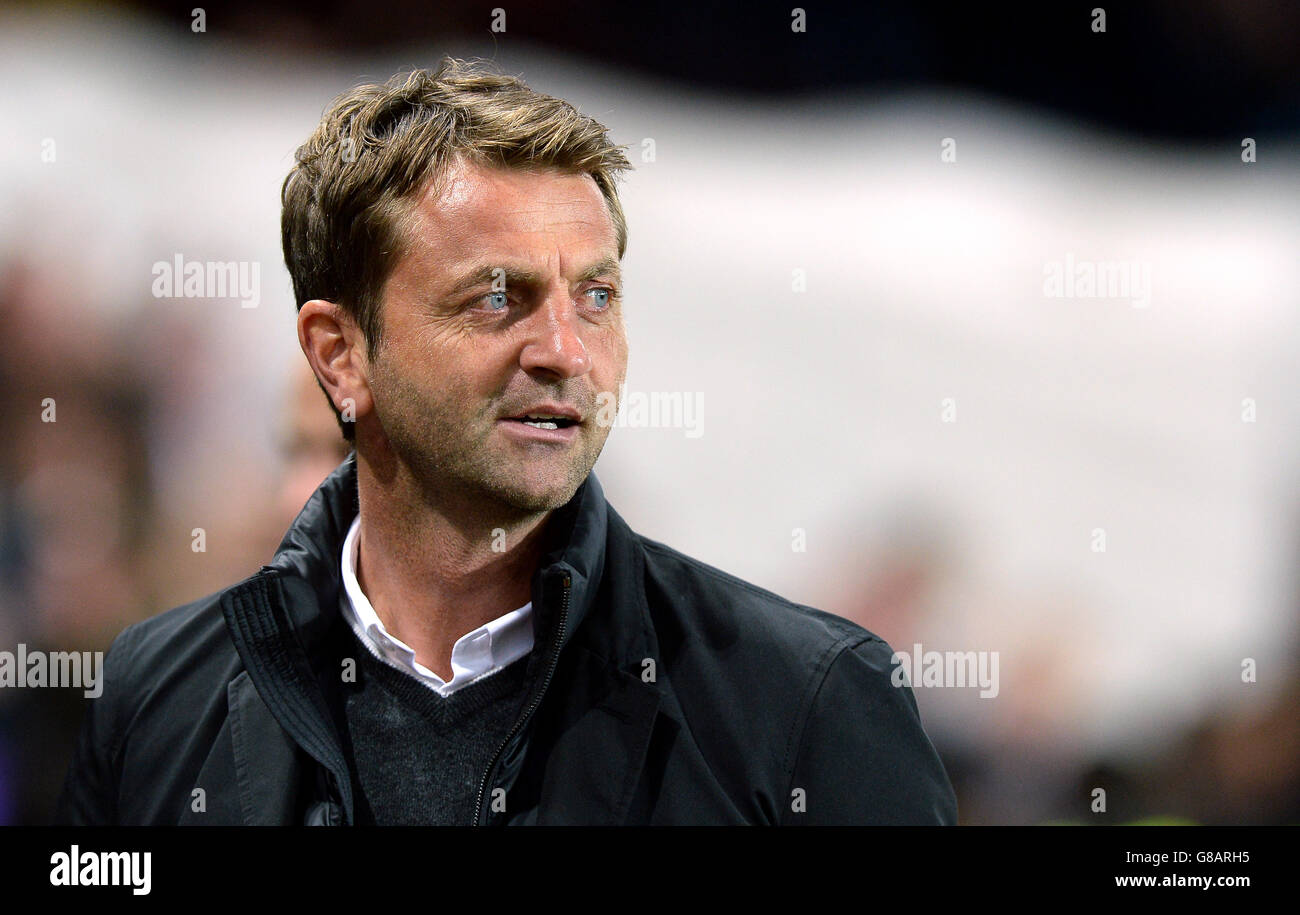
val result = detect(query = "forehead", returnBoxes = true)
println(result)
[399,156,618,272]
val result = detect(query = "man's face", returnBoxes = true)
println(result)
[364,155,627,515]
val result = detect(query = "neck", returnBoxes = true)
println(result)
[352,446,552,682]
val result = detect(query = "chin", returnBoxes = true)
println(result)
[490,470,583,514]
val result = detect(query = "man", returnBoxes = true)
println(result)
[55,58,958,825]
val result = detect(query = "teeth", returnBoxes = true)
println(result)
[523,420,560,430]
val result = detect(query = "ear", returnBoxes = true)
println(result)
[297,300,373,427]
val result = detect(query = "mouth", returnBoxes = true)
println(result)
[498,409,583,444]
[506,415,580,431]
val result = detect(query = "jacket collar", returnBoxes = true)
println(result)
[262,451,611,657]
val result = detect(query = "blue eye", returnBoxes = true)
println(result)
[484,291,508,311]
[587,288,611,308]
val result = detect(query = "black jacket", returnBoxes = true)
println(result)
[55,454,958,825]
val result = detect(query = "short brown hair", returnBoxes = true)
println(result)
[281,57,633,441]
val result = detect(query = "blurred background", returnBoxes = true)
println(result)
[1,0,1297,825]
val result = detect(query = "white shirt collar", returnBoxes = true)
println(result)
[338,514,533,697]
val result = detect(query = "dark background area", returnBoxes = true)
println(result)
[123,0,1300,141]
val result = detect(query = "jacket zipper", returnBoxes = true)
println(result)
[472,570,571,826]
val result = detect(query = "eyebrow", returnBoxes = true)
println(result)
[443,255,623,299]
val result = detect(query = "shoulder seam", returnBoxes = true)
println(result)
[103,620,148,816]
[779,632,880,825]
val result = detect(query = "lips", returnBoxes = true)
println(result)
[502,403,584,428]
[497,415,581,443]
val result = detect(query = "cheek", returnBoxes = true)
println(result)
[371,349,441,418]
[592,324,629,372]
[612,339,630,385]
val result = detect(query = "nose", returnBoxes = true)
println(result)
[518,291,592,379]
